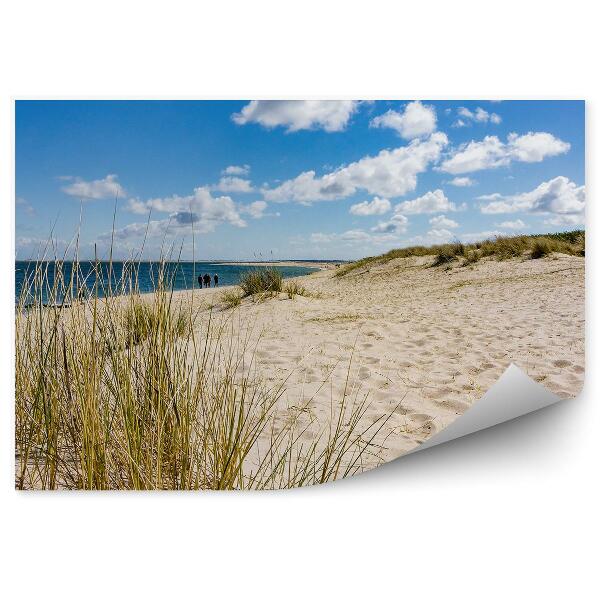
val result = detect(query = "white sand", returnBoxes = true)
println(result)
[170,253,585,463]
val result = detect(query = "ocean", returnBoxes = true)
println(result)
[15,261,320,304]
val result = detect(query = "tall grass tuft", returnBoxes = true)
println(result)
[219,288,243,309]
[284,281,307,299]
[239,267,283,297]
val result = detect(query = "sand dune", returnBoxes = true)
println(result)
[170,252,585,464]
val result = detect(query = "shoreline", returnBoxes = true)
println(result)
[215,260,339,270]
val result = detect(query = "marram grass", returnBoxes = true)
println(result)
[15,254,388,490]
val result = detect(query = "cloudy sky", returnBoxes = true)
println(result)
[15,100,584,260]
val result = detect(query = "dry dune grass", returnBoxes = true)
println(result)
[15,257,388,490]
[336,230,585,277]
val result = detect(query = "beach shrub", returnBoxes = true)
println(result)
[530,239,553,259]
[284,281,307,299]
[219,288,243,309]
[239,267,283,297]
[462,250,480,266]
[432,242,466,267]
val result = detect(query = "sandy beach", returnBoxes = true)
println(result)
[166,252,585,465]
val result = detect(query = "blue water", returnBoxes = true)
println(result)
[15,261,319,304]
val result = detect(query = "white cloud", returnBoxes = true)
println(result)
[222,164,250,176]
[457,106,501,124]
[16,197,35,216]
[543,214,585,227]
[427,228,455,242]
[122,186,246,235]
[263,132,448,203]
[479,177,585,222]
[61,174,125,200]
[452,119,468,128]
[126,198,150,215]
[395,189,457,214]
[213,176,254,193]
[370,101,437,139]
[506,132,569,163]
[496,219,528,230]
[241,200,268,219]
[429,214,459,229]
[349,196,391,216]
[371,213,408,234]
[232,100,360,132]
[16,236,69,257]
[448,176,475,187]
[440,132,570,174]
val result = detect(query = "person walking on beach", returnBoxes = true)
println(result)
[203,273,211,288]
[197,274,203,289]
[213,273,219,287]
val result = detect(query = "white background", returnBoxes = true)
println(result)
[1,2,597,598]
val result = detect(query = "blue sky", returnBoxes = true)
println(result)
[15,100,585,260]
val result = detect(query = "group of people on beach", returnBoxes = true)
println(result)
[198,273,218,288]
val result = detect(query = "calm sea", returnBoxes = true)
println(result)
[15,261,320,304]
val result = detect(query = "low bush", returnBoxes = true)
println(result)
[284,281,307,299]
[239,268,283,297]
[432,242,466,267]
[219,288,243,309]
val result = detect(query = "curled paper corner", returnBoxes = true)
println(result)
[408,364,562,455]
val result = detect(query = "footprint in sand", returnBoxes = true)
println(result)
[553,359,572,368]
[357,366,371,380]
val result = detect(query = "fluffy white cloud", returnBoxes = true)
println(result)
[395,189,457,214]
[479,177,585,220]
[543,214,585,227]
[222,164,250,176]
[448,176,475,187]
[349,197,391,216]
[213,176,254,193]
[452,119,468,128]
[457,106,502,125]
[496,219,528,230]
[429,214,459,228]
[427,228,455,242]
[440,132,570,174]
[371,213,408,234]
[232,100,360,132]
[122,186,246,235]
[61,174,125,200]
[506,132,569,163]
[16,236,69,257]
[263,132,448,203]
[241,200,268,219]
[370,101,437,139]
[126,198,149,215]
